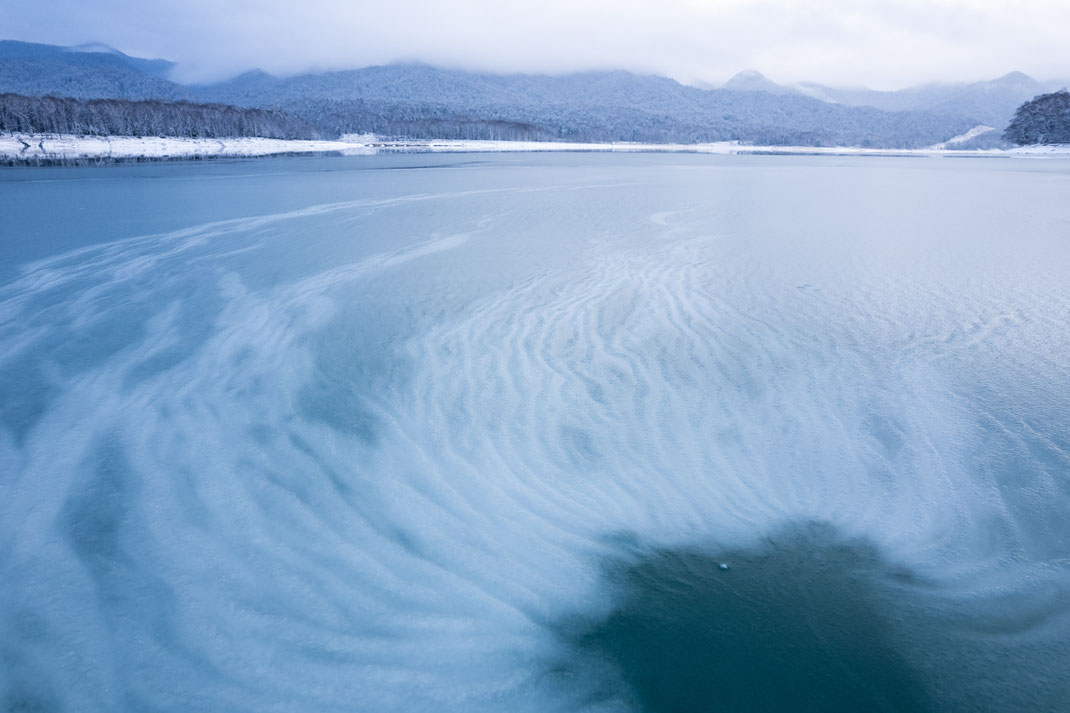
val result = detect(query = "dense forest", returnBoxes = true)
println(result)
[0,93,320,139]
[1003,90,1070,145]
[9,89,1069,149]
[273,93,974,147]
[1,91,968,147]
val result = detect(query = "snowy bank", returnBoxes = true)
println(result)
[3,132,1070,163]
[349,136,1070,157]
[0,134,373,162]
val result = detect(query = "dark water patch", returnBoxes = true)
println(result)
[554,523,933,713]
[61,436,132,569]
[0,352,59,444]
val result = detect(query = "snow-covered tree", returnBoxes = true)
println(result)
[1003,90,1070,145]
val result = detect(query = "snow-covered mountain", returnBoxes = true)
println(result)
[796,72,1064,127]
[704,69,1064,129]
[0,40,1057,147]
[0,40,181,99]
[721,70,798,95]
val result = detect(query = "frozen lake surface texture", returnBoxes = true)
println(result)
[2,153,1070,712]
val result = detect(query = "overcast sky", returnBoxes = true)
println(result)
[3,0,1069,88]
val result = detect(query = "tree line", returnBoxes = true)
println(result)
[0,93,322,139]
[10,89,1050,148]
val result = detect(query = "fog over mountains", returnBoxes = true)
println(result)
[1,40,1067,147]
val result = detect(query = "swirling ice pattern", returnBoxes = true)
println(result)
[2,164,1069,712]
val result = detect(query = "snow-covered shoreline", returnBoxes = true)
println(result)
[0,134,375,162]
[3,132,1070,163]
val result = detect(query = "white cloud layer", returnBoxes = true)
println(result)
[3,0,1069,87]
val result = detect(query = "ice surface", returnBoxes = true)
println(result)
[1,153,1069,711]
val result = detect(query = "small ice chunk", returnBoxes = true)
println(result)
[718,563,729,571]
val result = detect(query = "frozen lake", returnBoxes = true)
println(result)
[2,152,1070,712]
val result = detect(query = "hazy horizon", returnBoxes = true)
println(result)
[3,36,1069,93]
[3,1,1069,90]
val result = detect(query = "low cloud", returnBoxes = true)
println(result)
[3,0,1069,87]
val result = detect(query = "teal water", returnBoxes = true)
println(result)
[559,525,932,713]
[2,153,1070,712]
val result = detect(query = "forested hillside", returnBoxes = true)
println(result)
[0,41,185,100]
[797,72,1066,129]
[279,95,972,146]
[1003,90,1070,145]
[0,94,319,139]
[199,66,975,147]
[2,39,1053,147]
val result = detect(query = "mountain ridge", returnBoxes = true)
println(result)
[1,39,1059,147]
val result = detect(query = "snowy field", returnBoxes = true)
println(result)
[2,153,1070,712]
[3,131,1070,162]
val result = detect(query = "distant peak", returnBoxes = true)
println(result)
[993,71,1035,84]
[723,69,794,95]
[238,69,276,79]
[66,42,123,56]
[728,69,767,82]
